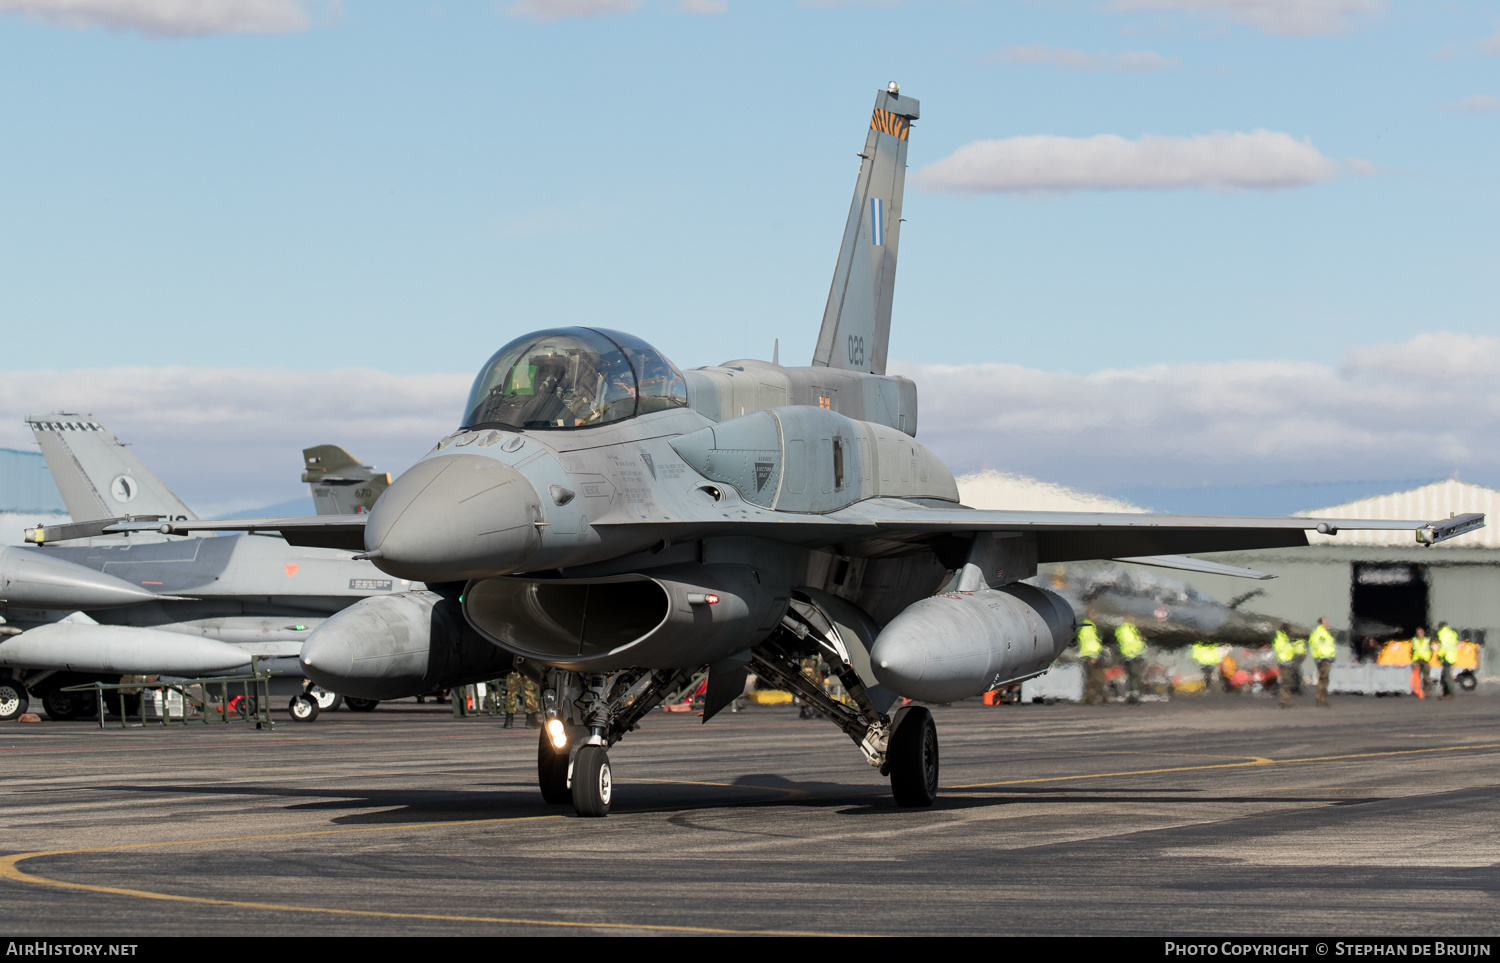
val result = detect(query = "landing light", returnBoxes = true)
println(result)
[546,718,567,750]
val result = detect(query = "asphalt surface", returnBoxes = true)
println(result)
[2,690,1498,937]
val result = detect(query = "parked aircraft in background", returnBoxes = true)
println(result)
[2,416,507,721]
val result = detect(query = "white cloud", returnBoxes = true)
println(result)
[0,0,310,36]
[5,331,1494,519]
[1439,94,1500,114]
[912,130,1341,193]
[993,44,1178,72]
[0,367,470,516]
[894,332,1500,492]
[957,470,1144,513]
[680,0,726,12]
[505,0,639,21]
[1483,29,1500,56]
[1109,0,1384,37]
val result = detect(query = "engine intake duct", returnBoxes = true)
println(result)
[870,582,1074,703]
[463,563,788,672]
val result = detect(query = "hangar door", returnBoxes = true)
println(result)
[1350,563,1429,643]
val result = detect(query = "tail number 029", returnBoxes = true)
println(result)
[846,335,865,367]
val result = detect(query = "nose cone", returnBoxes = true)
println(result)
[364,454,542,582]
[0,545,165,610]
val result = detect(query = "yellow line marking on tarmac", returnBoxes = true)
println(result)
[0,781,860,936]
[948,742,1500,789]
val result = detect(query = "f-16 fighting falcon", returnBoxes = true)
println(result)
[41,85,1484,814]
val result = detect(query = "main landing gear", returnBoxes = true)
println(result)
[749,607,939,808]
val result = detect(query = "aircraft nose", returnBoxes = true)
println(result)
[364,454,543,581]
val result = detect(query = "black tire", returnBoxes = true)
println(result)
[1458,671,1477,692]
[309,686,342,712]
[0,680,29,721]
[888,706,939,808]
[344,697,379,712]
[538,729,570,804]
[41,687,94,722]
[288,695,320,722]
[570,745,612,817]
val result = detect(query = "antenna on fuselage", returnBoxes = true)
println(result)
[773,338,779,365]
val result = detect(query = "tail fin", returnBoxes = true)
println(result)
[302,445,390,516]
[26,413,197,522]
[812,84,919,376]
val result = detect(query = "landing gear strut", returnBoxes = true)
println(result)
[751,610,939,808]
[532,665,694,817]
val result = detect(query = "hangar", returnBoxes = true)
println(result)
[1161,480,1500,679]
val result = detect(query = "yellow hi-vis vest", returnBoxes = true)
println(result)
[1437,626,1460,664]
[1273,630,1297,664]
[1115,622,1146,659]
[1411,634,1431,662]
[1076,620,1103,659]
[1309,624,1337,661]
[1191,642,1220,666]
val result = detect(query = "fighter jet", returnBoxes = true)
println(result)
[303,445,390,516]
[47,87,1483,814]
[4,416,511,721]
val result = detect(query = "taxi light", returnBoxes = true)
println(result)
[546,718,567,750]
[706,594,719,604]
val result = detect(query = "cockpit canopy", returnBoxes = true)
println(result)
[462,327,688,431]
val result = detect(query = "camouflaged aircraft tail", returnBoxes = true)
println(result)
[25,413,198,522]
[812,85,919,377]
[302,445,390,516]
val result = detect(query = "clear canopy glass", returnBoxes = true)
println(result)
[462,327,688,431]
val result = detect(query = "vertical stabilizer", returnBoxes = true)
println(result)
[302,445,390,515]
[812,84,919,376]
[25,414,198,521]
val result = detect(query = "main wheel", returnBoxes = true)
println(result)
[0,680,29,721]
[888,706,939,807]
[344,697,379,712]
[41,687,93,722]
[537,729,570,804]
[570,745,612,817]
[309,686,343,712]
[288,694,320,722]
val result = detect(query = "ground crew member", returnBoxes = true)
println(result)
[1191,641,1221,692]
[1273,625,1298,708]
[1290,635,1308,695]
[1410,628,1431,699]
[1436,622,1461,698]
[502,671,524,728]
[1115,618,1146,703]
[522,676,541,728]
[1077,616,1106,705]
[1309,616,1337,707]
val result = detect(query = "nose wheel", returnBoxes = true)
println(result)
[571,745,612,817]
[887,706,939,807]
[537,729,570,804]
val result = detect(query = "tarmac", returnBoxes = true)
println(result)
[2,691,1499,937]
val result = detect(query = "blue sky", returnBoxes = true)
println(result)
[0,0,1496,512]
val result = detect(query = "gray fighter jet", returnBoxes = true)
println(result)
[4,416,511,720]
[47,87,1483,813]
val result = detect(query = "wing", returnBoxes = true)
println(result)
[24,514,368,551]
[592,498,1484,561]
